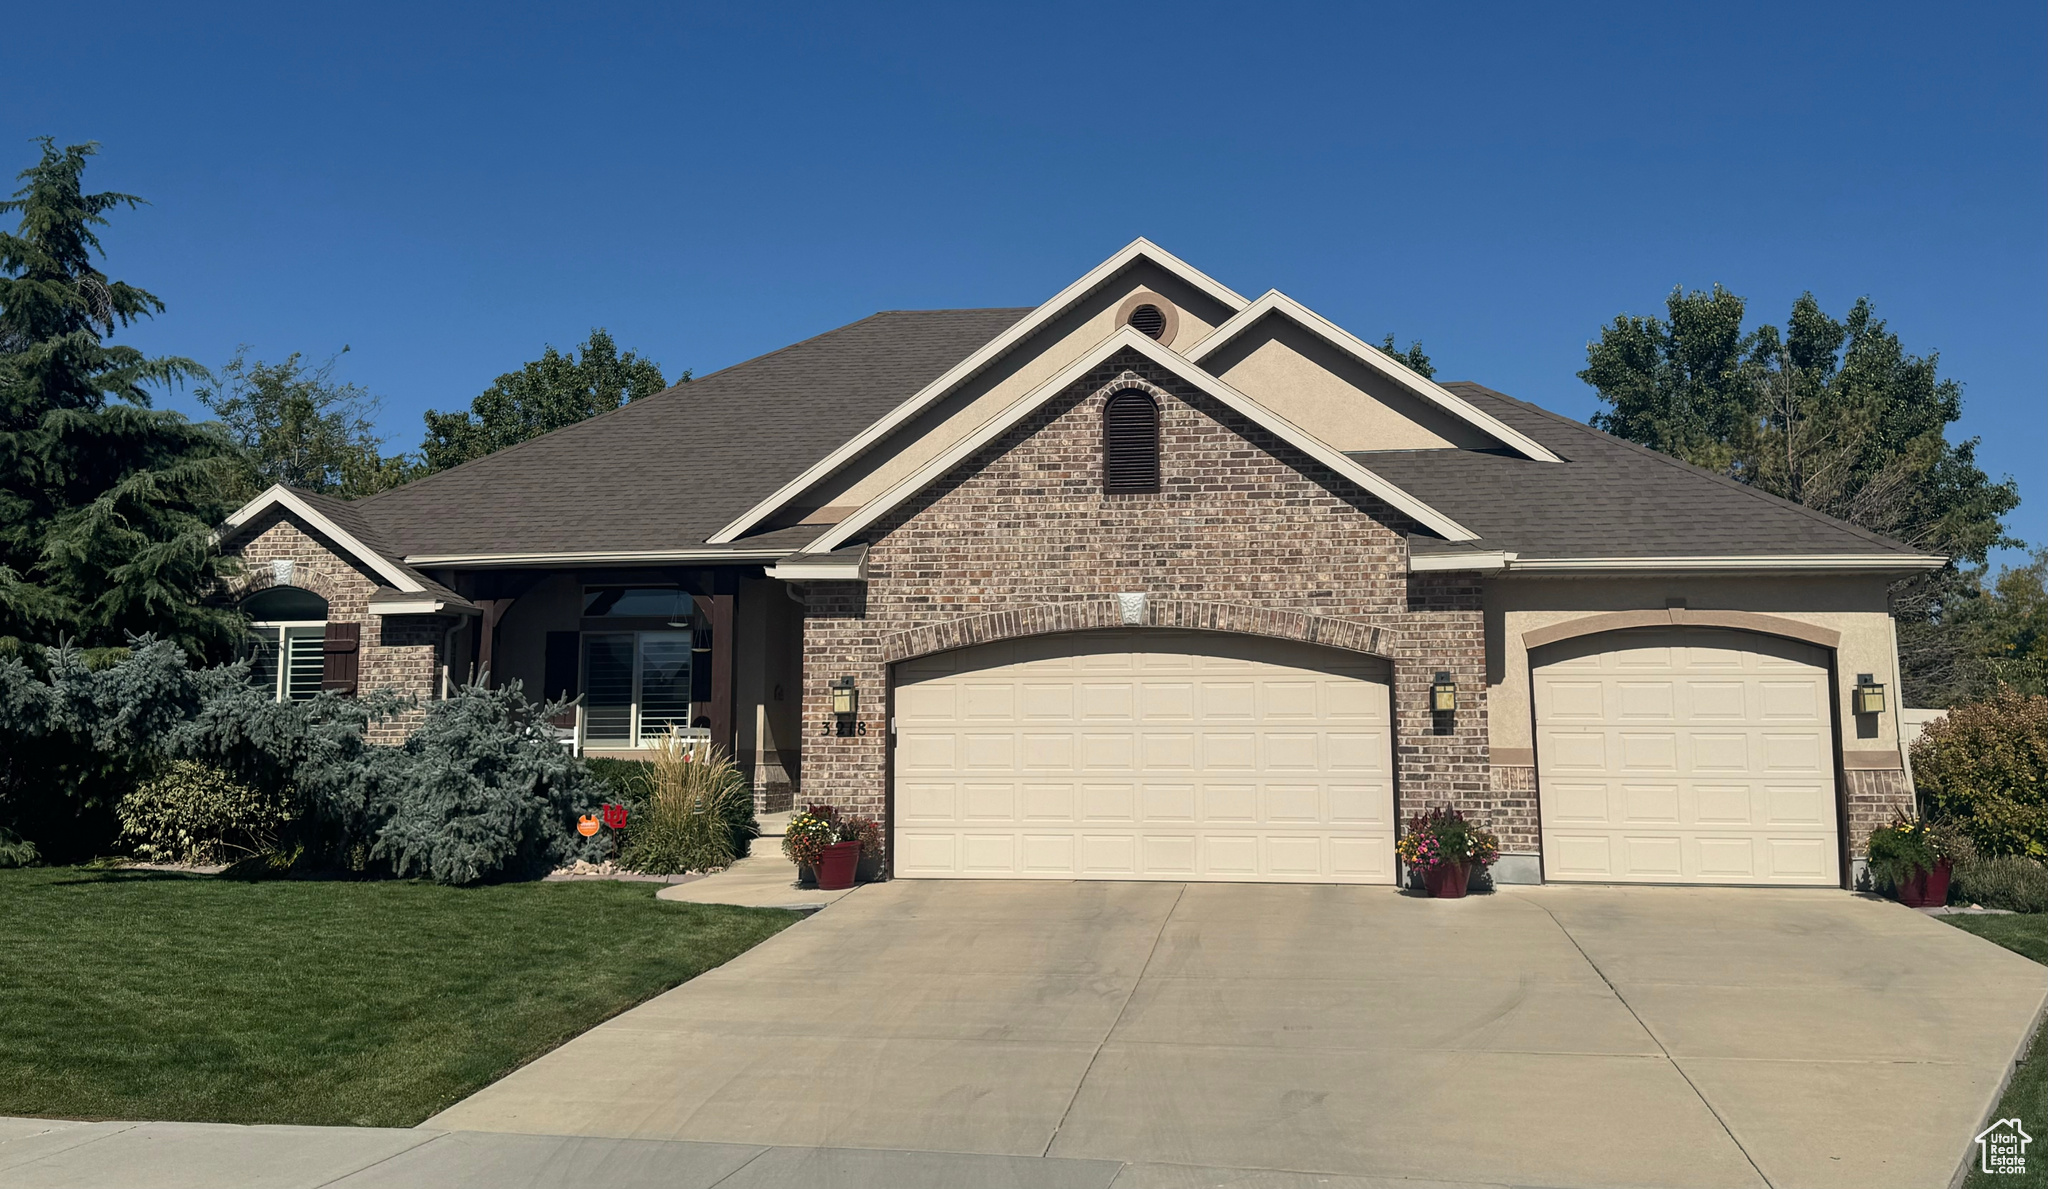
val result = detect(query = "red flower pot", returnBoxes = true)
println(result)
[1423,862,1471,899]
[815,840,862,890]
[1896,859,1953,908]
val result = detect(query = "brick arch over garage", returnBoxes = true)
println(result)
[1520,608,1841,653]
[879,597,1397,665]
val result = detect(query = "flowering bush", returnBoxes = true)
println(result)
[783,804,839,867]
[836,813,881,857]
[1866,811,1968,889]
[1395,806,1499,874]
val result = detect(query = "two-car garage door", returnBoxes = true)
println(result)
[1533,628,1840,885]
[893,630,1395,883]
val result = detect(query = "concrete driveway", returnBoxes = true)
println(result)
[429,881,2047,1189]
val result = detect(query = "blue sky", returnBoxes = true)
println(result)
[8,2,2044,563]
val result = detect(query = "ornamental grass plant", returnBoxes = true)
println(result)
[617,731,750,875]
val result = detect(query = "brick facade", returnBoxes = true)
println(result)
[1845,766,1914,859]
[799,354,1498,859]
[1488,764,1541,854]
[223,510,444,744]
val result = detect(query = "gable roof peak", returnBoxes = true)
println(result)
[1186,289,1564,464]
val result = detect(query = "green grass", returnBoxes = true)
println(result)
[0,867,795,1127]
[1945,914,2048,1188]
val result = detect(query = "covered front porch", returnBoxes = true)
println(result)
[442,565,808,812]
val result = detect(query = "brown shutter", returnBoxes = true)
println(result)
[321,621,361,696]
[543,631,580,728]
[1103,389,1160,493]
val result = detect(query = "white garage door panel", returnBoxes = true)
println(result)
[1533,628,1839,886]
[895,630,1394,883]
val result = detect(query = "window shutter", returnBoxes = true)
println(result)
[321,621,361,696]
[543,631,581,727]
[1102,389,1160,494]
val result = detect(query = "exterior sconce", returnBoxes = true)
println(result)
[1853,674,1886,716]
[1430,672,1458,713]
[832,677,859,718]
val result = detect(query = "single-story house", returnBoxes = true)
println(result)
[216,239,1939,888]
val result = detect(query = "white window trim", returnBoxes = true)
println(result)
[250,619,327,702]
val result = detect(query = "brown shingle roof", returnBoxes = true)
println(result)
[1363,383,1928,560]
[350,307,1032,558]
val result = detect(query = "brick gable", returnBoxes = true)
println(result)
[800,349,1519,859]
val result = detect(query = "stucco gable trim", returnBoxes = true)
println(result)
[1185,291,1565,464]
[705,238,1249,545]
[799,328,1480,554]
[1522,609,1841,651]
[220,485,426,594]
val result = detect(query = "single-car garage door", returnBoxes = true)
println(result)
[893,629,1395,882]
[1533,627,1839,885]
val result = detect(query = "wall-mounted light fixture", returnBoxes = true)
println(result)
[832,676,859,718]
[1853,673,1886,716]
[1430,671,1458,713]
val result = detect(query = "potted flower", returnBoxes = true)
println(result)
[1396,806,1500,899]
[783,805,838,887]
[1867,812,1961,907]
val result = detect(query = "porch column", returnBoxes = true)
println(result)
[475,598,514,684]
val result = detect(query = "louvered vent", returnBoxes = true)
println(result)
[1127,303,1167,340]
[1103,389,1160,494]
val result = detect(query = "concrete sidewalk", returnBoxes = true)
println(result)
[0,1117,1508,1189]
[654,811,858,911]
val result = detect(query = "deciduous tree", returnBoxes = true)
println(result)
[197,347,416,500]
[1580,287,2020,704]
[419,329,678,473]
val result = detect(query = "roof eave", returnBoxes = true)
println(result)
[1469,553,1950,575]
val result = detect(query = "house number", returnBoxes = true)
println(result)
[822,719,869,737]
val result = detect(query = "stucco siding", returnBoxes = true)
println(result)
[1205,314,1499,452]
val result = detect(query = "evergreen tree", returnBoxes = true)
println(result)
[1580,287,2021,704]
[198,346,417,500]
[419,329,677,473]
[0,139,242,657]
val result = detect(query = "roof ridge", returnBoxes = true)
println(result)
[1441,383,1925,556]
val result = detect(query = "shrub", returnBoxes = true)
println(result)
[367,680,602,884]
[117,760,292,864]
[1952,854,2048,914]
[617,734,749,875]
[1395,806,1500,874]
[1914,688,2048,858]
[584,757,651,801]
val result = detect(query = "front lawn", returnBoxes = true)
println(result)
[0,868,794,1127]
[1945,914,2048,1189]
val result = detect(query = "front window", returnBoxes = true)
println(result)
[582,631,694,745]
[242,586,329,702]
